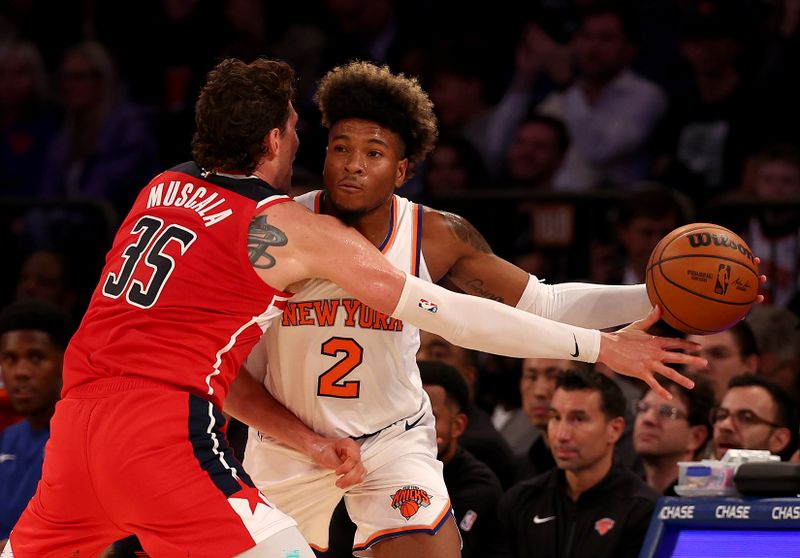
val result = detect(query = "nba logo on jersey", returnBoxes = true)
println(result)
[594,517,615,536]
[418,299,438,313]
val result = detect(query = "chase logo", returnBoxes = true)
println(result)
[418,299,438,313]
[714,264,731,295]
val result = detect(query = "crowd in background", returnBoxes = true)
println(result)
[2,0,800,556]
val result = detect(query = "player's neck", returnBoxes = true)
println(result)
[325,196,395,249]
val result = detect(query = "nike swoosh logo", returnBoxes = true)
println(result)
[405,415,424,431]
[0,454,16,463]
[533,515,556,524]
[570,333,580,358]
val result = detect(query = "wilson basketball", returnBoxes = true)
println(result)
[646,223,759,335]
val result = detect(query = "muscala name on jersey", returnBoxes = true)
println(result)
[281,298,404,332]
[147,180,233,227]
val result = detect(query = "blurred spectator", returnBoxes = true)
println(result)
[421,135,489,198]
[427,44,497,171]
[684,320,759,401]
[14,250,78,318]
[0,299,73,544]
[94,0,227,165]
[514,358,577,480]
[418,332,515,488]
[420,360,502,558]
[502,114,569,190]
[746,304,800,403]
[539,6,668,191]
[743,144,800,307]
[616,185,689,284]
[491,369,658,558]
[654,8,756,199]
[482,22,573,177]
[0,41,59,198]
[38,41,159,217]
[633,374,715,495]
[490,358,541,457]
[711,373,798,461]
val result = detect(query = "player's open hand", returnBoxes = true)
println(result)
[309,437,366,489]
[597,305,707,399]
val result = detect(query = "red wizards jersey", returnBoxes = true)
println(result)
[62,162,293,407]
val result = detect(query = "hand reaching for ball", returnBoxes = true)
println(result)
[597,305,706,400]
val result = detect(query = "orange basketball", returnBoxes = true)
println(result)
[646,223,759,335]
[400,500,419,519]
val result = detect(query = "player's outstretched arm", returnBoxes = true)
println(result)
[225,366,366,488]
[422,209,652,328]
[249,202,705,393]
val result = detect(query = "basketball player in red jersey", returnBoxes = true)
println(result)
[226,62,716,558]
[4,58,702,558]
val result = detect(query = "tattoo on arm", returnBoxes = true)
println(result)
[248,215,288,269]
[464,278,504,303]
[441,211,492,254]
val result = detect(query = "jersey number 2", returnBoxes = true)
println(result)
[317,337,363,399]
[102,216,197,308]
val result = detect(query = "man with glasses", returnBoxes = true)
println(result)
[633,374,715,494]
[711,374,798,460]
[492,369,658,558]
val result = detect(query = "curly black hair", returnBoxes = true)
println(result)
[192,58,295,175]
[314,61,438,179]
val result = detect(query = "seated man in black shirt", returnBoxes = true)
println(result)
[420,360,503,558]
[492,369,658,558]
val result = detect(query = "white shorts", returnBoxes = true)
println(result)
[243,405,452,557]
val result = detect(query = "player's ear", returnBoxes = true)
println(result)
[265,128,281,158]
[395,158,408,188]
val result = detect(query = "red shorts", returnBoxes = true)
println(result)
[9,378,295,558]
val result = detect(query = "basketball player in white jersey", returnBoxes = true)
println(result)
[226,62,708,558]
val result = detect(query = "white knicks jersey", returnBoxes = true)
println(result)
[251,191,431,438]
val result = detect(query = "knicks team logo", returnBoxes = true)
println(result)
[418,299,438,313]
[390,485,431,520]
[714,264,731,295]
[594,517,615,536]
